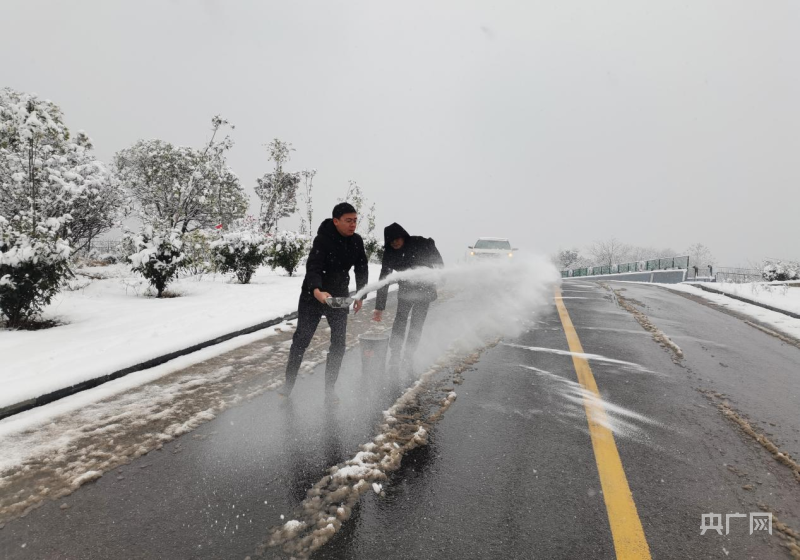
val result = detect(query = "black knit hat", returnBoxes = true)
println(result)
[332,202,357,218]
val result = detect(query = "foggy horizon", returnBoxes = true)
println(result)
[3,0,798,267]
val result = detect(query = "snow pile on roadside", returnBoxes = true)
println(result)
[666,283,800,340]
[701,281,800,315]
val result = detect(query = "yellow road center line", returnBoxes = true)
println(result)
[554,286,652,559]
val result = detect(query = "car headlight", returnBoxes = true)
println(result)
[470,251,475,256]
[508,252,513,257]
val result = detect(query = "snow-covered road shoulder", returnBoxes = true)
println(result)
[662,282,800,341]
[0,264,380,414]
[688,281,800,318]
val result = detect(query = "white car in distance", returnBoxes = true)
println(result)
[467,237,517,261]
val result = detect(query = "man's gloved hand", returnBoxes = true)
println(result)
[353,299,363,314]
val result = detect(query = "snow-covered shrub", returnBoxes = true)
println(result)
[364,234,383,263]
[269,230,310,276]
[182,229,217,276]
[125,226,185,297]
[762,260,800,282]
[0,215,71,327]
[211,230,270,284]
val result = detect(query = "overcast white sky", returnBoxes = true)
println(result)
[2,0,798,266]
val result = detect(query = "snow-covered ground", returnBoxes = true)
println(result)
[664,282,800,340]
[0,263,380,411]
[698,281,800,315]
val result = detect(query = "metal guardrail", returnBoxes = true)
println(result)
[89,239,123,253]
[561,255,690,279]
[645,255,689,271]
[714,268,762,284]
[563,267,590,278]
[75,239,124,257]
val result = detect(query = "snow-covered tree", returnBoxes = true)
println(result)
[686,243,715,271]
[625,246,654,263]
[0,88,120,252]
[62,132,126,253]
[340,180,377,237]
[339,179,379,259]
[298,168,316,235]
[589,238,630,267]
[114,116,247,234]
[556,249,581,269]
[255,138,299,233]
[0,88,119,325]
[624,245,678,263]
[340,179,364,215]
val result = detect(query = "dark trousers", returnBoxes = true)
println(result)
[285,297,348,392]
[389,299,430,367]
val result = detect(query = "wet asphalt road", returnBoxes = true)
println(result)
[2,281,800,559]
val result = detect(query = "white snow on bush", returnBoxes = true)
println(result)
[126,226,185,269]
[0,216,71,276]
[761,260,800,282]
[210,229,269,254]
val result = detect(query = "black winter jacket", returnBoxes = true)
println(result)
[301,219,369,301]
[375,223,444,311]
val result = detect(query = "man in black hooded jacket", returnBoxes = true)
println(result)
[373,223,444,372]
[281,202,368,397]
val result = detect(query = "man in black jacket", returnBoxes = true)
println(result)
[373,223,444,373]
[281,202,369,397]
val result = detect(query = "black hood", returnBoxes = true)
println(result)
[318,218,341,239]
[384,223,410,246]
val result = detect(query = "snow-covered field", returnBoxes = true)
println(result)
[665,282,800,340]
[0,263,379,411]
